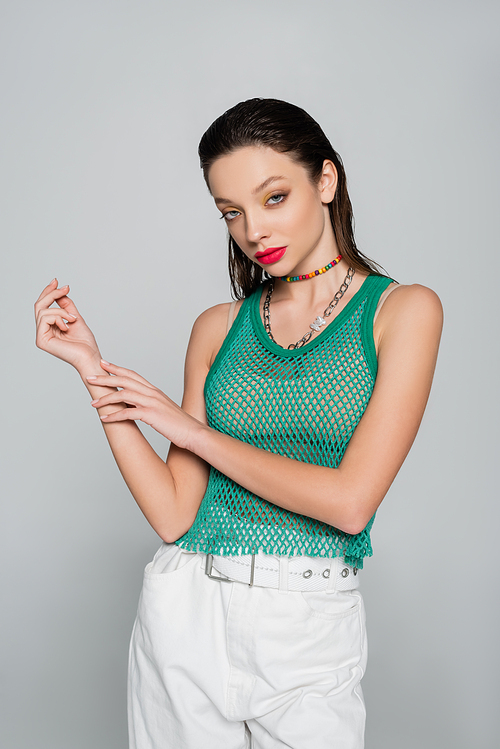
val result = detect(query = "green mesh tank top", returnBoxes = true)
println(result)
[176,273,393,568]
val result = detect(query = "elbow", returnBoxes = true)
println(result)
[158,530,178,544]
[323,492,374,536]
[340,516,370,536]
[157,524,189,544]
[156,515,196,544]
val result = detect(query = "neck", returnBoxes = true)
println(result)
[271,259,355,306]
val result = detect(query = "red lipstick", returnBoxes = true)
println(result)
[255,246,287,265]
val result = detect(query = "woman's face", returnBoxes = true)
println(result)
[207,146,337,276]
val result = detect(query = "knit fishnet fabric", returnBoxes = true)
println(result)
[176,275,392,568]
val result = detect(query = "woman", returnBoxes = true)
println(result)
[34,98,443,749]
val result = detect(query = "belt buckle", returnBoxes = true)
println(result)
[205,553,257,587]
[205,554,232,583]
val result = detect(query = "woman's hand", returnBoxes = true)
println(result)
[35,278,102,371]
[88,361,205,451]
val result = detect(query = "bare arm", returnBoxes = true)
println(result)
[91,284,442,538]
[34,279,227,539]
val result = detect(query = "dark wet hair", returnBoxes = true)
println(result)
[199,97,382,299]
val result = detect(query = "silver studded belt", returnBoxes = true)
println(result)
[204,552,360,592]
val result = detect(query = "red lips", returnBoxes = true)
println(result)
[255,247,287,265]
[255,246,287,258]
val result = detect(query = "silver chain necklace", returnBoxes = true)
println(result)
[263,267,355,350]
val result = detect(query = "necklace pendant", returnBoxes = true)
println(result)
[310,316,326,332]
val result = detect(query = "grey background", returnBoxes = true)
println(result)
[1,1,498,747]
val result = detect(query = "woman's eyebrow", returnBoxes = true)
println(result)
[214,176,287,205]
[251,175,287,194]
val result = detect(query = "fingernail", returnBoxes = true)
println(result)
[101,359,110,365]
[100,414,109,420]
[69,314,77,319]
[91,399,99,405]
[87,376,97,381]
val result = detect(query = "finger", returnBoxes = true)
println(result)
[86,376,157,403]
[34,284,71,315]
[86,373,152,391]
[35,282,68,306]
[35,312,77,345]
[91,390,153,409]
[37,307,78,326]
[100,408,147,423]
[35,314,71,341]
[35,278,58,304]
[54,294,80,318]
[94,363,155,389]
[54,317,70,332]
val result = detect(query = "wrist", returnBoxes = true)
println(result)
[186,421,215,459]
[76,354,106,380]
[77,356,118,398]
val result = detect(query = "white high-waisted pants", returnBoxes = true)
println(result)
[128,543,368,749]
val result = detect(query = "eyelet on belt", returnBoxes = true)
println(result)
[302,569,313,578]
[341,568,349,578]
[322,569,330,578]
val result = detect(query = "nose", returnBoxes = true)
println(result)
[244,210,270,244]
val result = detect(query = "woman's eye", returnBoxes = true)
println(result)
[220,194,286,221]
[267,193,286,205]
[221,210,240,221]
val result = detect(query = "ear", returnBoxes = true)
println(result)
[318,160,337,204]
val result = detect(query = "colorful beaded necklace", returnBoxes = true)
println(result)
[279,254,342,282]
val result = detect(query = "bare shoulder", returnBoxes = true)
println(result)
[187,300,244,372]
[192,301,232,333]
[378,283,443,328]
[374,283,443,355]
